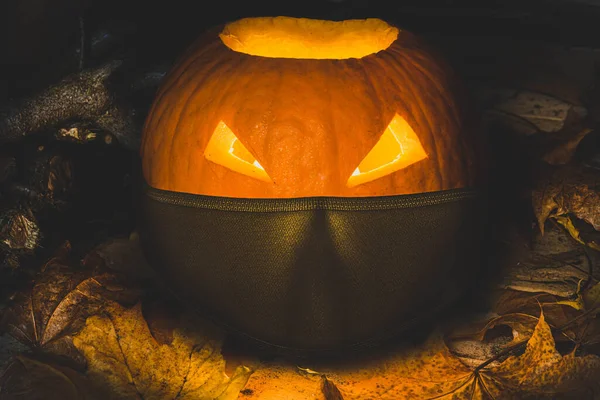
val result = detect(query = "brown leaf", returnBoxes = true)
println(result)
[537,107,593,165]
[484,312,600,398]
[0,263,140,365]
[532,164,600,234]
[0,355,101,400]
[542,128,594,165]
[498,224,590,299]
[72,302,252,400]
[484,88,586,134]
[554,215,600,251]
[449,313,538,348]
[0,208,40,251]
[321,376,344,400]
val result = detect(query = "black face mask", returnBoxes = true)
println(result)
[139,185,486,353]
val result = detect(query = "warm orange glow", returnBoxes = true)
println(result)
[219,17,399,59]
[204,121,272,182]
[347,114,427,187]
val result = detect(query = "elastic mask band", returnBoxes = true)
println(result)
[143,184,479,212]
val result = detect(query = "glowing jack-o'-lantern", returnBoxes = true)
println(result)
[139,16,486,352]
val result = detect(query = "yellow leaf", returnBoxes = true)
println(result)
[72,302,251,400]
[554,215,600,251]
[484,312,600,397]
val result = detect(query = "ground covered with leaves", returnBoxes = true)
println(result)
[1,6,600,400]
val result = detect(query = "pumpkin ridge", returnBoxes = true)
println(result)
[393,47,471,188]
[379,49,446,190]
[143,46,226,181]
[391,46,462,129]
[365,53,430,193]
[389,48,456,190]
[181,54,253,189]
[223,54,277,187]
[164,55,241,188]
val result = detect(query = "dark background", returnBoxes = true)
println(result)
[2,0,600,101]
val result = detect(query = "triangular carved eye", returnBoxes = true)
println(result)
[204,121,272,182]
[347,114,427,188]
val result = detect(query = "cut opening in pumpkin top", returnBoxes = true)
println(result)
[219,16,399,59]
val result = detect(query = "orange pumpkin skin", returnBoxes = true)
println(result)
[141,21,482,198]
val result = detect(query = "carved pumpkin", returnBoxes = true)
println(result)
[139,17,486,352]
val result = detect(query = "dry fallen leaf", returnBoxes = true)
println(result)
[484,312,600,398]
[499,224,591,299]
[554,215,600,251]
[72,302,252,400]
[532,164,600,235]
[0,355,101,400]
[0,261,140,365]
[541,127,594,166]
[477,314,538,344]
[475,87,587,134]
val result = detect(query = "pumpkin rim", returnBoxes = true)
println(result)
[218,16,399,59]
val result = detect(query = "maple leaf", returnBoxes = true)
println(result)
[72,302,252,400]
[482,312,600,398]
[0,262,140,365]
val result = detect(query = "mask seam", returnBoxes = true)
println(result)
[143,184,480,212]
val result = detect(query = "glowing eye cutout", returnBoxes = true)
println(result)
[204,121,272,182]
[347,114,427,188]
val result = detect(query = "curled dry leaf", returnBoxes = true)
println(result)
[0,262,140,365]
[554,215,600,251]
[534,106,594,166]
[542,127,594,166]
[532,164,600,235]
[491,289,594,344]
[0,208,40,251]
[499,224,591,299]
[0,355,102,400]
[72,302,252,400]
[447,313,539,366]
